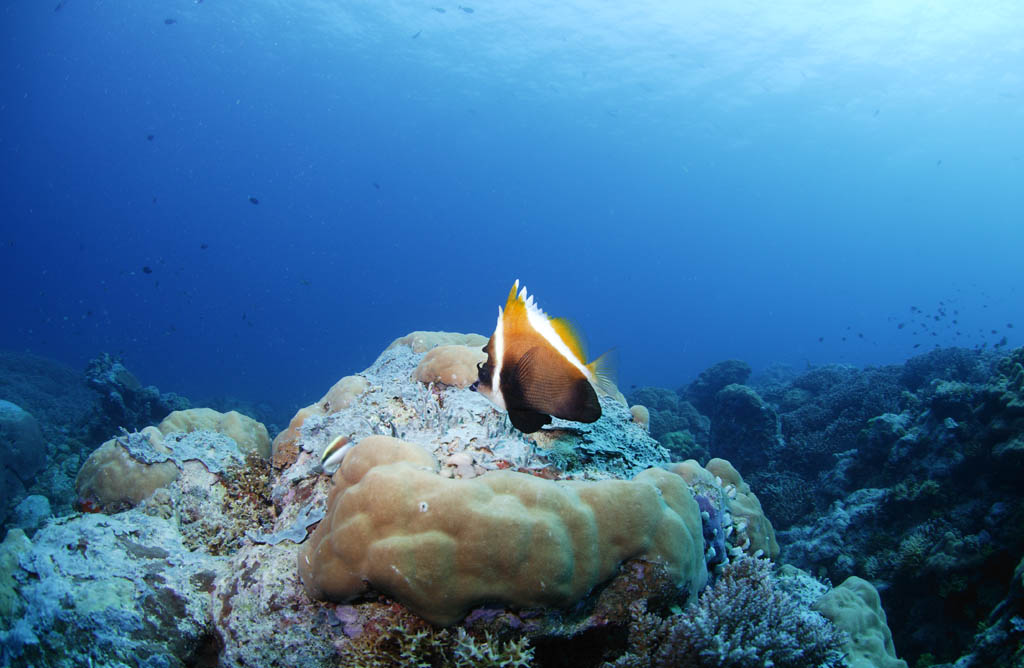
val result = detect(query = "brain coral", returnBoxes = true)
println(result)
[414,344,487,388]
[158,408,271,459]
[299,436,708,625]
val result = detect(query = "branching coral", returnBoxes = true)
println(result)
[338,621,533,668]
[652,556,847,668]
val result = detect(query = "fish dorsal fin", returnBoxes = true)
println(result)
[549,317,587,365]
[502,279,528,327]
[506,346,601,424]
[504,279,522,311]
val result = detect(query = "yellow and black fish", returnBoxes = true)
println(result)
[470,280,615,433]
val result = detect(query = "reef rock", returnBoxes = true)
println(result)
[709,383,782,470]
[0,400,47,485]
[682,359,752,414]
[0,512,222,667]
[84,353,190,432]
[0,401,47,526]
[10,495,51,538]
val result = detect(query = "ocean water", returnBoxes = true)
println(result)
[2,0,1022,415]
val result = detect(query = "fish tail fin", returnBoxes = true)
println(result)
[587,349,618,397]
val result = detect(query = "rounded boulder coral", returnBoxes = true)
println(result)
[75,427,180,512]
[414,345,487,388]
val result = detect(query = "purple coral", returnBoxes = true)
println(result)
[695,493,727,572]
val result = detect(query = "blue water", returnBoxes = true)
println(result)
[2,0,1022,415]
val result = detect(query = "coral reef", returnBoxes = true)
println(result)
[0,352,274,530]
[158,408,271,459]
[386,331,489,353]
[1,331,892,667]
[0,529,32,620]
[773,349,1022,663]
[708,383,781,471]
[931,554,1024,668]
[626,347,1022,666]
[270,373,371,469]
[0,351,100,442]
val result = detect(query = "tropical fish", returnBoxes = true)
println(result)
[321,435,352,474]
[470,280,615,433]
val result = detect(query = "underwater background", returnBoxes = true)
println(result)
[3,0,1022,419]
[2,1,1024,667]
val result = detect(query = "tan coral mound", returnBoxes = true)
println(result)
[414,345,487,388]
[77,408,270,512]
[815,576,909,668]
[75,427,180,512]
[271,376,369,466]
[630,404,650,429]
[386,331,488,353]
[299,436,708,625]
[320,376,370,413]
[159,408,271,459]
[271,406,320,468]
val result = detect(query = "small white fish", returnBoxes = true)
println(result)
[321,435,352,474]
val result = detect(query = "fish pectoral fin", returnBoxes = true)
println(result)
[507,346,602,424]
[507,409,552,433]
